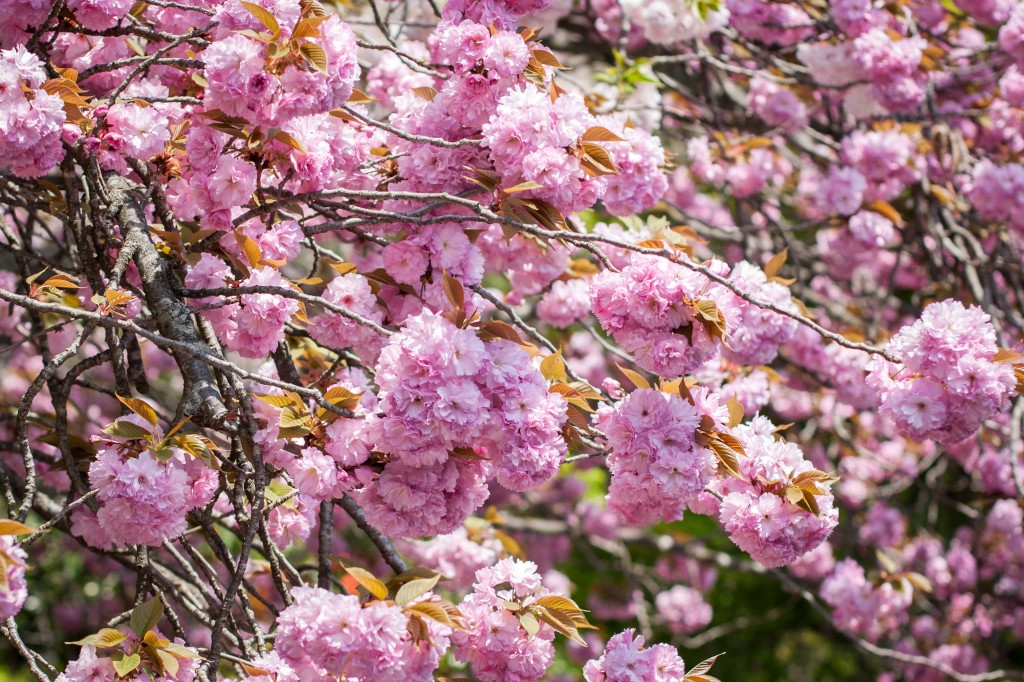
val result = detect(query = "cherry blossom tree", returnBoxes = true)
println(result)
[0,0,1023,679]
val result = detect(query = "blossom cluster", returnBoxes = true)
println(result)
[80,416,218,548]
[0,535,27,621]
[590,253,738,377]
[357,310,567,537]
[583,628,687,681]
[0,46,65,179]
[270,585,447,681]
[867,300,1015,444]
[820,558,913,642]
[450,558,557,681]
[714,416,839,568]
[596,387,721,525]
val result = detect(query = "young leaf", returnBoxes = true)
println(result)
[687,653,723,678]
[235,231,262,269]
[540,350,568,383]
[504,180,543,194]
[239,1,280,34]
[254,393,300,408]
[616,364,650,390]
[159,642,202,659]
[130,596,164,638]
[531,49,568,69]
[708,438,742,479]
[151,648,179,677]
[582,126,627,143]
[395,574,442,607]
[117,395,159,426]
[320,385,362,411]
[101,420,153,441]
[113,652,141,678]
[406,601,455,628]
[69,628,128,648]
[442,271,466,311]
[476,321,526,345]
[726,398,744,428]
[0,520,35,536]
[411,86,438,100]
[534,606,587,645]
[329,260,357,276]
[300,43,329,74]
[763,249,788,279]
[343,566,389,600]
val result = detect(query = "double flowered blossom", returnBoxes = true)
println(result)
[451,558,557,682]
[616,0,728,46]
[272,585,448,681]
[655,585,713,635]
[358,310,567,537]
[84,415,217,548]
[482,85,606,215]
[583,628,689,681]
[597,116,669,217]
[866,300,1015,444]
[201,12,358,129]
[590,253,738,377]
[748,76,808,131]
[715,416,839,567]
[965,160,1024,234]
[307,272,387,361]
[596,387,722,525]
[821,558,913,642]
[722,261,798,366]
[184,256,299,360]
[399,526,502,589]
[0,46,66,179]
[851,28,927,112]
[0,535,27,621]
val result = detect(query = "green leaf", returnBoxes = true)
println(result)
[519,612,540,639]
[504,180,543,194]
[265,481,295,505]
[152,648,179,676]
[940,0,965,17]
[130,597,164,638]
[101,420,153,441]
[68,628,128,649]
[159,642,202,659]
[113,653,141,678]
[395,574,441,607]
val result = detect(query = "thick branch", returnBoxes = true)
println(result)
[104,173,227,422]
